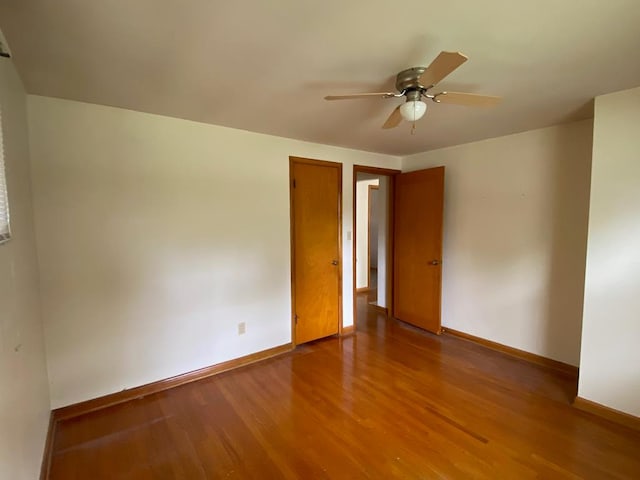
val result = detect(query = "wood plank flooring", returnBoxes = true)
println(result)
[49,294,640,479]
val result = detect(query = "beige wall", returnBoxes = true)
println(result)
[402,120,593,366]
[579,86,640,416]
[0,59,50,479]
[27,96,400,408]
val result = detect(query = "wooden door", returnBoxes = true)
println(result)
[290,158,341,345]
[393,167,445,334]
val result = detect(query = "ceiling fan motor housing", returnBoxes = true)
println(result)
[395,67,428,94]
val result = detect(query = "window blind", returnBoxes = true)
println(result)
[0,107,10,243]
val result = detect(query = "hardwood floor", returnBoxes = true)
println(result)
[49,294,640,479]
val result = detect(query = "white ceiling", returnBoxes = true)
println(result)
[1,0,640,155]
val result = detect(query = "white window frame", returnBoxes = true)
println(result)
[0,106,11,244]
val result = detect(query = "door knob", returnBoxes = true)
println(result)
[331,260,339,266]
[429,260,440,266]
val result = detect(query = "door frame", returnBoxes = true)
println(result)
[289,156,343,346]
[352,165,401,325]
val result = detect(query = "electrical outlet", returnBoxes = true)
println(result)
[238,322,246,335]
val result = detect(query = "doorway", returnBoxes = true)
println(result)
[289,157,342,345]
[353,166,400,327]
[368,184,380,299]
[356,179,380,295]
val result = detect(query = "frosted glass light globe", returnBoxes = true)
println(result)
[399,100,427,122]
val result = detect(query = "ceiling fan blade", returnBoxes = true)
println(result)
[434,92,501,106]
[324,92,396,100]
[419,51,468,88]
[382,105,402,129]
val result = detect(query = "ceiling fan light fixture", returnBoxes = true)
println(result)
[323,51,501,131]
[400,100,427,122]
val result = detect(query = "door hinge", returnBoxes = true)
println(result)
[292,178,296,188]
[294,314,299,324]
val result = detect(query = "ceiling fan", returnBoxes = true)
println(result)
[324,51,501,130]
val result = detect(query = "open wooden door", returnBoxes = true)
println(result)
[290,157,342,345]
[393,167,445,334]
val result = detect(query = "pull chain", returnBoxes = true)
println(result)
[411,121,416,135]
